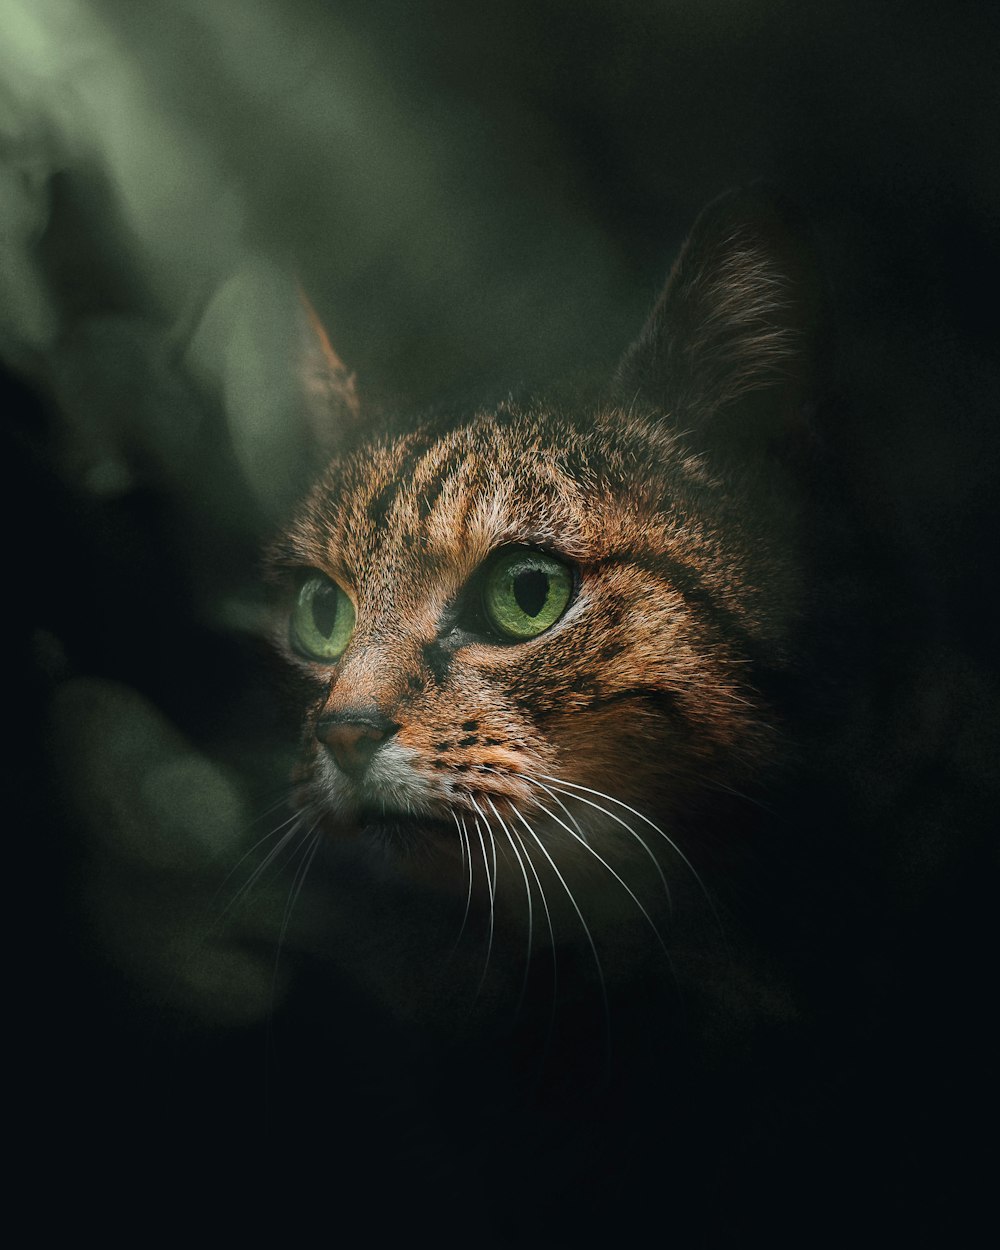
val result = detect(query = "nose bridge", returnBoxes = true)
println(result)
[317,630,422,781]
[324,629,422,719]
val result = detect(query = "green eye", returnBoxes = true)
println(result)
[482,549,574,641]
[290,574,356,661]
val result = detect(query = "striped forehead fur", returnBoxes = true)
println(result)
[280,399,794,659]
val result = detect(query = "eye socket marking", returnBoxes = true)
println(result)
[290,573,356,661]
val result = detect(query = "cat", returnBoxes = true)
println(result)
[263,186,869,1050]
[36,185,983,1245]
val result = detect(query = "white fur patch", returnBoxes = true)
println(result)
[313,739,437,817]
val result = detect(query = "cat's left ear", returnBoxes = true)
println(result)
[184,264,363,520]
[297,288,361,456]
[614,186,824,459]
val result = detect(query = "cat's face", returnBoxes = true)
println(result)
[268,190,816,919]
[272,417,799,898]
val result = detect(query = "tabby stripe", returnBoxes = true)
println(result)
[581,686,692,728]
[365,442,470,530]
[416,447,469,520]
[364,439,426,525]
[592,551,760,656]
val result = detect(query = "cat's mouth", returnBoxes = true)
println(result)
[349,807,458,852]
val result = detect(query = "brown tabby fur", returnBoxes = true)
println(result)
[267,189,837,973]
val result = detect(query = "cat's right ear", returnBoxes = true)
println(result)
[296,288,361,458]
[614,186,824,462]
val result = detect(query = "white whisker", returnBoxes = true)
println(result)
[706,776,776,816]
[212,802,305,909]
[508,805,559,1062]
[509,803,610,1055]
[524,773,673,915]
[451,811,475,951]
[273,821,324,998]
[536,772,726,942]
[526,774,589,843]
[217,806,316,925]
[469,799,497,994]
[518,779,672,960]
[486,796,534,1015]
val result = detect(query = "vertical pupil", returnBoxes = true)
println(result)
[512,569,549,617]
[311,583,339,637]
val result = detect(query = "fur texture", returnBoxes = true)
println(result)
[267,189,839,964]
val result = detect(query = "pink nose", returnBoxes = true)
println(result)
[315,711,398,778]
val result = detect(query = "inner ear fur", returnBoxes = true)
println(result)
[297,288,361,458]
[615,186,824,458]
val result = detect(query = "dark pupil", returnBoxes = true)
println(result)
[513,569,549,617]
[311,583,339,637]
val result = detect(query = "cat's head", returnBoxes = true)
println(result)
[267,189,826,918]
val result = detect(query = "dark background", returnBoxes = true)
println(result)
[4,0,998,1242]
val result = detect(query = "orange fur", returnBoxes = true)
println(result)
[268,191,817,928]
